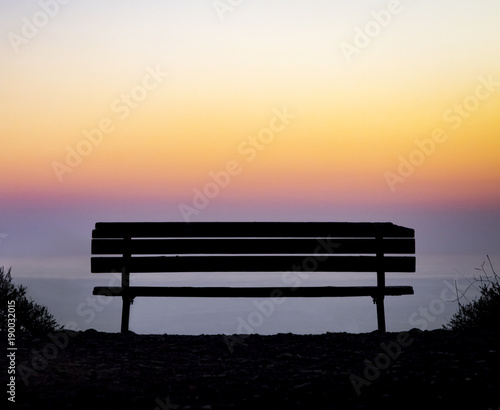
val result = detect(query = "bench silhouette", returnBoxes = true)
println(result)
[91,222,415,333]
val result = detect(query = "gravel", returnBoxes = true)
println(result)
[3,329,499,409]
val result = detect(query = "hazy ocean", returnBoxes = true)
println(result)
[4,253,498,335]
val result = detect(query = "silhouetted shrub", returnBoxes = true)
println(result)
[0,266,61,334]
[444,257,500,331]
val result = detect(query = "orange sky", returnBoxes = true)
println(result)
[1,0,499,216]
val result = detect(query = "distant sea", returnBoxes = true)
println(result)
[3,253,498,335]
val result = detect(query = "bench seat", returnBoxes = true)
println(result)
[94,285,414,298]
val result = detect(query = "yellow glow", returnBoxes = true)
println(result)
[1,1,499,211]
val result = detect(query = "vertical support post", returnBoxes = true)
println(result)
[121,235,131,334]
[376,230,386,333]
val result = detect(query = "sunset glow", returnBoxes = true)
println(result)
[1,0,499,253]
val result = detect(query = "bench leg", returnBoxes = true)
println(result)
[375,262,387,332]
[376,296,386,333]
[121,296,131,333]
[121,237,132,334]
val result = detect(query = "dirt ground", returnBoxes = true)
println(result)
[3,328,500,409]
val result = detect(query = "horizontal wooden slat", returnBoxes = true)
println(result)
[92,222,415,239]
[93,286,414,298]
[91,255,416,273]
[92,238,415,255]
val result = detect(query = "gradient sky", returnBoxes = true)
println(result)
[1,0,499,269]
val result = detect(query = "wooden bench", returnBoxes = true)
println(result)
[91,222,415,333]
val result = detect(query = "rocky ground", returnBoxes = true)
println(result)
[2,329,500,409]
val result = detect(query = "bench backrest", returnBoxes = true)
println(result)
[91,222,415,274]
